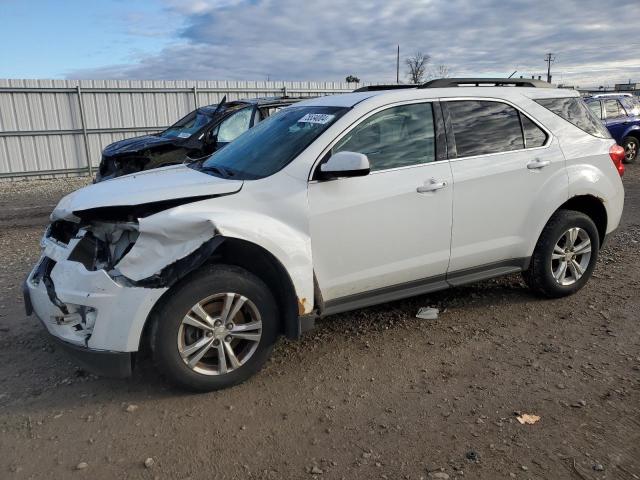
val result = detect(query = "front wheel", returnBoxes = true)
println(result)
[622,136,638,164]
[150,264,279,392]
[523,210,599,298]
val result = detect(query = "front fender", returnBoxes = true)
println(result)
[115,204,314,314]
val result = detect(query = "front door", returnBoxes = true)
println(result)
[308,102,453,302]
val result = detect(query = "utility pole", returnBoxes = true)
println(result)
[545,53,555,83]
[396,45,400,84]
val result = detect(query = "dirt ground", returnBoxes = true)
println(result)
[0,168,638,480]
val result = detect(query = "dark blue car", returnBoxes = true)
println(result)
[585,94,640,163]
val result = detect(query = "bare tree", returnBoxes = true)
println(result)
[405,52,430,84]
[435,64,451,78]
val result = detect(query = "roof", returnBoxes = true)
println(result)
[297,85,580,109]
[200,96,306,115]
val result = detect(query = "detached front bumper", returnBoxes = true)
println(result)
[24,277,132,378]
[24,235,167,377]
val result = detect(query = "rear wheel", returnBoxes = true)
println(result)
[622,136,638,164]
[523,210,599,298]
[151,264,278,392]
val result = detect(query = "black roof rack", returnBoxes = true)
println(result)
[353,84,417,92]
[419,78,553,89]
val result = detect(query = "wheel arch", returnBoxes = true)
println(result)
[622,125,640,142]
[139,236,303,354]
[555,195,607,246]
[208,237,302,340]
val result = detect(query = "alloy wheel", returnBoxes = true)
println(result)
[624,140,637,162]
[551,227,592,286]
[177,293,262,375]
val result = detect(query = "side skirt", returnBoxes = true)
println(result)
[320,258,529,317]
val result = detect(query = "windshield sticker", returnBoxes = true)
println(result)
[177,132,191,138]
[297,113,335,125]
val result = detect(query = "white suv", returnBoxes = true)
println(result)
[24,78,625,391]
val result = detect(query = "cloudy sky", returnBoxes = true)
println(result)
[1,0,639,88]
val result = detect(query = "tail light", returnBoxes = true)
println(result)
[609,144,625,177]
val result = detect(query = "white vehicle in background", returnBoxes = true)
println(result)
[24,78,625,392]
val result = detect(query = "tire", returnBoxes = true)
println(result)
[150,264,279,392]
[622,136,638,164]
[523,210,599,298]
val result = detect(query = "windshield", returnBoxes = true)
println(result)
[159,109,214,139]
[194,106,348,179]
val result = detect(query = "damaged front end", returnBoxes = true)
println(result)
[64,220,139,281]
[24,166,247,377]
[25,201,224,373]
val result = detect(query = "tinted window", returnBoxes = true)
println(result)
[197,106,347,180]
[620,96,640,116]
[160,109,212,139]
[587,101,602,119]
[447,100,523,157]
[604,99,625,119]
[521,115,547,148]
[217,107,253,143]
[333,103,435,171]
[535,97,610,138]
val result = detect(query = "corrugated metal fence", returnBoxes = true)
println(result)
[0,79,361,180]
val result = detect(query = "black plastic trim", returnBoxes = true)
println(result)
[22,279,33,316]
[320,258,530,317]
[323,275,448,316]
[49,336,132,378]
[433,101,448,161]
[446,258,529,286]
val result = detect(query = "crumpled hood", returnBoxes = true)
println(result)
[102,134,175,157]
[52,164,243,221]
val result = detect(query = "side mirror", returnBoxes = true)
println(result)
[318,151,370,180]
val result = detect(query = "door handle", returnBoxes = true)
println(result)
[527,159,551,170]
[417,178,447,193]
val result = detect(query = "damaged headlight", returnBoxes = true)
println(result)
[68,221,139,273]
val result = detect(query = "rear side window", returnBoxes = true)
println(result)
[587,101,602,119]
[535,97,610,138]
[603,99,625,119]
[620,96,640,116]
[520,115,547,148]
[446,100,524,157]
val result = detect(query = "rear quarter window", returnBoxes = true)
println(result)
[535,97,610,139]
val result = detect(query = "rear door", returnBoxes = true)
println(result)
[602,99,628,143]
[443,99,566,276]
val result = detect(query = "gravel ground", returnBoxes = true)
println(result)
[0,169,638,479]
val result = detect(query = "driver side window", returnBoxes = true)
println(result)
[333,103,435,171]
